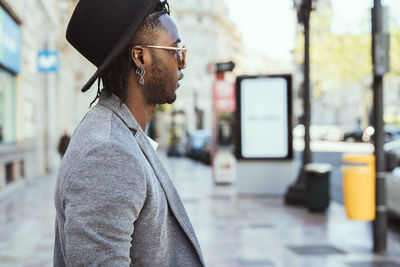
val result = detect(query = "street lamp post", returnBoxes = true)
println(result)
[371,0,389,253]
[285,0,316,205]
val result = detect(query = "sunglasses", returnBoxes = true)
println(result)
[135,44,187,69]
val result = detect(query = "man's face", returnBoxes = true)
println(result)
[143,14,184,105]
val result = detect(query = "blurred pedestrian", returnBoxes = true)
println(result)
[57,130,70,158]
[53,0,204,266]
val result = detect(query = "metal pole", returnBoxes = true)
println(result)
[372,75,386,253]
[284,0,312,205]
[44,73,50,173]
[303,3,312,167]
[372,0,387,253]
[44,42,50,173]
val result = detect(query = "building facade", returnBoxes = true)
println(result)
[0,0,251,190]
[168,0,245,134]
[0,0,95,190]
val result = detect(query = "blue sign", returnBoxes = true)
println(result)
[0,7,21,73]
[37,51,59,73]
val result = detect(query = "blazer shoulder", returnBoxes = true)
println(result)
[68,105,139,155]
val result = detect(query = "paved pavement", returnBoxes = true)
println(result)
[0,172,55,266]
[1,152,400,266]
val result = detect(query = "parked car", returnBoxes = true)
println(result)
[386,167,400,217]
[342,125,400,143]
[384,140,400,171]
[383,140,400,217]
[186,130,212,165]
[319,126,344,142]
[341,126,374,142]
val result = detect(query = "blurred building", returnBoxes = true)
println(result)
[0,0,95,188]
[168,0,245,134]
[0,0,247,188]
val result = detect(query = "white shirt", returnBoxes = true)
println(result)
[146,135,159,151]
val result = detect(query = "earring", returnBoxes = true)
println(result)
[136,66,145,85]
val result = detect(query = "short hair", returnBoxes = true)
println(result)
[92,0,170,106]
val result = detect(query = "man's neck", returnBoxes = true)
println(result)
[125,75,156,132]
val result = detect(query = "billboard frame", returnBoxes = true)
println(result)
[235,74,293,160]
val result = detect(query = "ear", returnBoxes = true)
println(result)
[131,47,144,68]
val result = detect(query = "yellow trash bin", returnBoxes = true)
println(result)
[342,154,375,221]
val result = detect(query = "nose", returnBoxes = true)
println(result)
[178,72,184,81]
[178,63,185,71]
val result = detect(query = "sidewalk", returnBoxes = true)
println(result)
[0,155,399,266]
[0,172,56,267]
[162,155,400,267]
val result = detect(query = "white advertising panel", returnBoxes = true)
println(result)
[238,76,291,159]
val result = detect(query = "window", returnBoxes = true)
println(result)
[0,68,16,143]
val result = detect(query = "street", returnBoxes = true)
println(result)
[0,143,400,266]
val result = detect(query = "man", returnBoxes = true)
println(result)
[53,0,205,266]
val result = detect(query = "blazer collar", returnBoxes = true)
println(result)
[98,90,205,266]
[98,90,139,132]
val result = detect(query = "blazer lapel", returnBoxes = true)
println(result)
[135,131,205,266]
[98,91,205,266]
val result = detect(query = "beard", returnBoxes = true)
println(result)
[142,52,177,105]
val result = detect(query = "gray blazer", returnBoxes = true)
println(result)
[54,91,205,266]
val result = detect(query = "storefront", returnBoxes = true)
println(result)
[0,69,16,143]
[0,5,22,187]
[0,5,20,143]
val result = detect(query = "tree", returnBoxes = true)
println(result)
[293,7,400,126]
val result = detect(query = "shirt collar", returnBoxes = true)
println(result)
[145,135,159,151]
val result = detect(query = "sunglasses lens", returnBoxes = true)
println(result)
[180,47,186,68]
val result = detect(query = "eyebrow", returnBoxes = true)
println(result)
[173,38,181,45]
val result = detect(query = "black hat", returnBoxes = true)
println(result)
[66,0,159,92]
